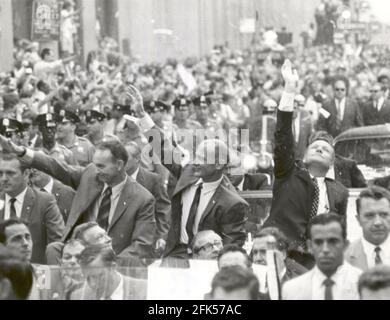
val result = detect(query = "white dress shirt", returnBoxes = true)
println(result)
[236,177,245,192]
[130,167,140,181]
[311,176,330,215]
[4,187,28,220]
[376,97,385,112]
[311,263,361,300]
[293,113,301,143]
[108,273,124,300]
[335,98,346,121]
[361,236,390,268]
[42,178,54,194]
[180,177,223,244]
[93,178,127,226]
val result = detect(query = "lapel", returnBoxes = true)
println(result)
[108,177,133,232]
[348,240,369,271]
[51,181,61,200]
[379,100,390,116]
[173,165,198,197]
[135,167,145,186]
[243,175,250,191]
[341,98,349,125]
[21,187,35,221]
[325,179,336,212]
[198,185,224,227]
[0,194,5,220]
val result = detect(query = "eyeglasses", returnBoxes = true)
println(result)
[196,240,223,253]
[335,88,346,92]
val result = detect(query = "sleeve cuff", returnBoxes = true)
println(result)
[278,91,296,112]
[138,113,155,133]
[22,148,35,164]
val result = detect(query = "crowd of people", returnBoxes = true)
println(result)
[1,15,390,300]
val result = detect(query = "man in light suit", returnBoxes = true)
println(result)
[125,142,171,255]
[0,153,64,264]
[71,244,147,300]
[317,77,363,137]
[282,214,362,300]
[29,169,75,224]
[0,136,156,260]
[345,186,390,271]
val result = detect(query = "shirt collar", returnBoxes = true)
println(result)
[103,177,127,199]
[5,187,28,204]
[109,272,124,300]
[195,177,223,194]
[130,167,140,181]
[326,165,335,180]
[362,234,390,253]
[313,263,346,285]
[43,178,54,194]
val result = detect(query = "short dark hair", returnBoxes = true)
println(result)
[97,140,129,165]
[356,186,390,216]
[71,222,99,244]
[308,213,347,240]
[378,74,390,83]
[79,244,116,268]
[0,245,33,300]
[253,227,289,252]
[217,244,252,268]
[0,219,30,244]
[358,265,390,295]
[0,153,30,173]
[211,266,259,300]
[40,48,51,60]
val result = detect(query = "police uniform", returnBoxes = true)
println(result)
[0,118,23,140]
[84,110,119,146]
[56,110,95,167]
[35,113,79,166]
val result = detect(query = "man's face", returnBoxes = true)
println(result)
[251,237,269,265]
[212,287,252,300]
[225,164,245,187]
[61,242,85,282]
[86,119,103,137]
[370,84,383,101]
[219,252,248,269]
[82,257,112,298]
[175,109,189,122]
[150,111,163,125]
[29,169,50,188]
[93,149,122,185]
[0,159,28,197]
[309,222,346,276]
[40,126,56,144]
[305,140,334,169]
[195,105,209,123]
[379,77,390,91]
[360,287,390,300]
[194,233,223,260]
[5,224,33,262]
[357,198,390,246]
[82,226,112,247]
[334,81,347,100]
[126,151,140,176]
[44,50,54,62]
[192,147,221,179]
[56,121,75,140]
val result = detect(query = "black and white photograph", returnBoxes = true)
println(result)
[1,0,390,303]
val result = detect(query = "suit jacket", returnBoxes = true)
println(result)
[344,239,369,271]
[71,274,147,300]
[0,187,64,264]
[264,110,349,248]
[333,155,367,188]
[282,263,362,300]
[242,173,269,191]
[28,151,156,259]
[135,167,171,241]
[293,111,313,160]
[317,98,363,137]
[51,180,76,224]
[361,98,390,126]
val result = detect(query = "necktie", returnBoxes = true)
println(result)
[311,178,319,220]
[186,183,203,242]
[97,187,112,230]
[323,278,335,300]
[375,247,383,265]
[9,198,17,219]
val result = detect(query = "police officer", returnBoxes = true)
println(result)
[0,118,23,146]
[84,110,118,147]
[35,113,78,165]
[56,109,95,167]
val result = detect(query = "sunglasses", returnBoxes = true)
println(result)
[335,88,346,92]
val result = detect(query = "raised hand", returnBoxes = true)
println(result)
[126,84,145,117]
[281,59,299,93]
[0,134,25,155]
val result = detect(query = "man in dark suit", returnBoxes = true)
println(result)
[293,95,314,160]
[125,141,171,255]
[361,82,390,126]
[0,153,64,264]
[0,137,156,260]
[29,169,76,223]
[263,60,349,251]
[317,77,363,137]
[132,97,249,259]
[225,162,270,191]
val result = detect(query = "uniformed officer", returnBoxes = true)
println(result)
[35,113,78,165]
[0,118,23,146]
[84,110,118,147]
[56,109,95,167]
